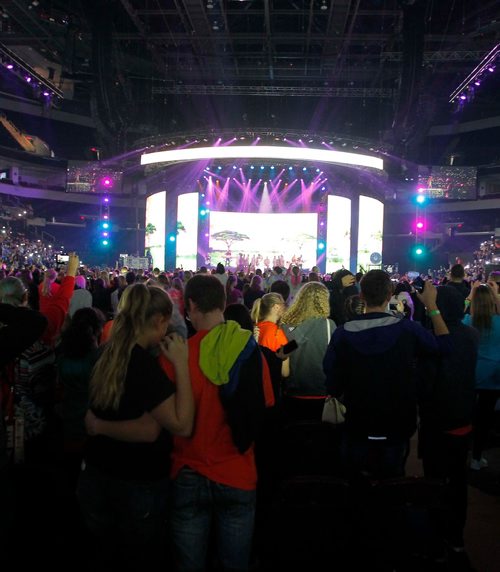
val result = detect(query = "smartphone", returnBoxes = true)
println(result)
[282,339,299,355]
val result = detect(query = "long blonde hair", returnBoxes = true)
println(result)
[250,292,284,323]
[90,284,173,410]
[282,282,330,326]
[100,270,111,288]
[471,285,497,333]
[41,268,57,297]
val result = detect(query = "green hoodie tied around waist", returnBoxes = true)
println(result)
[199,320,252,386]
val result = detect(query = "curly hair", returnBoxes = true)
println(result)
[282,282,330,327]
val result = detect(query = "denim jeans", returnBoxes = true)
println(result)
[171,467,256,571]
[76,462,170,567]
[341,433,410,479]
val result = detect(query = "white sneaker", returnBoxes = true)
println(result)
[470,457,488,470]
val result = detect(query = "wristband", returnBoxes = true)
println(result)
[427,309,441,317]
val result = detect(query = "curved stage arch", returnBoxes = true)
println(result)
[143,141,385,274]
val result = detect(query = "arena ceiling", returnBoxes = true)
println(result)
[0,0,500,164]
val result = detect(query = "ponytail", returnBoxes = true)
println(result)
[251,292,284,323]
[250,297,262,323]
[41,269,57,297]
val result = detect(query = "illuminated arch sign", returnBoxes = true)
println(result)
[140,145,383,171]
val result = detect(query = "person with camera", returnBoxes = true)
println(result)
[323,270,450,479]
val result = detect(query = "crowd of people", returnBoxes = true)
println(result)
[1,227,59,269]
[1,250,500,570]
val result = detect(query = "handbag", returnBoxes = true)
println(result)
[321,396,346,425]
[321,319,346,424]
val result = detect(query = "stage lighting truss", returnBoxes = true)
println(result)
[449,42,499,105]
[0,42,63,100]
[141,145,383,171]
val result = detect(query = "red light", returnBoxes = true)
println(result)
[80,216,85,220]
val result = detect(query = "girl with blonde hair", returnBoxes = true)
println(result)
[281,281,336,421]
[251,292,289,377]
[78,283,193,566]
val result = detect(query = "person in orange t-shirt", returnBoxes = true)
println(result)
[251,291,290,378]
[162,275,273,571]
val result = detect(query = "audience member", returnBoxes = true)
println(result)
[324,270,450,479]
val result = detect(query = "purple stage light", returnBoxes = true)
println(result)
[474,80,481,86]
[103,214,109,219]
[43,91,50,96]
[488,66,495,72]
[104,197,109,203]
[101,177,113,187]
[459,94,466,100]
[25,76,31,83]
[6,64,13,69]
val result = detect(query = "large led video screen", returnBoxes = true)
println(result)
[209,211,318,270]
[176,193,199,270]
[326,195,351,273]
[145,191,166,270]
[417,166,477,200]
[357,196,384,271]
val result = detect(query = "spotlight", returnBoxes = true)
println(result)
[102,240,109,246]
[459,94,466,100]
[168,234,176,243]
[260,165,265,170]
[318,242,325,250]
[488,66,495,72]
[416,195,426,205]
[302,167,307,172]
[25,76,32,83]
[250,165,255,170]
[6,64,13,69]
[271,165,275,169]
[288,166,293,171]
[102,222,109,229]
[104,197,109,203]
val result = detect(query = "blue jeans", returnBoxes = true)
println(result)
[171,467,256,571]
[76,463,170,566]
[341,433,410,479]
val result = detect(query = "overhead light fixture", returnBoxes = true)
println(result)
[141,145,384,171]
[449,42,499,104]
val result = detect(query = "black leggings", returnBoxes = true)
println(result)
[472,390,500,461]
